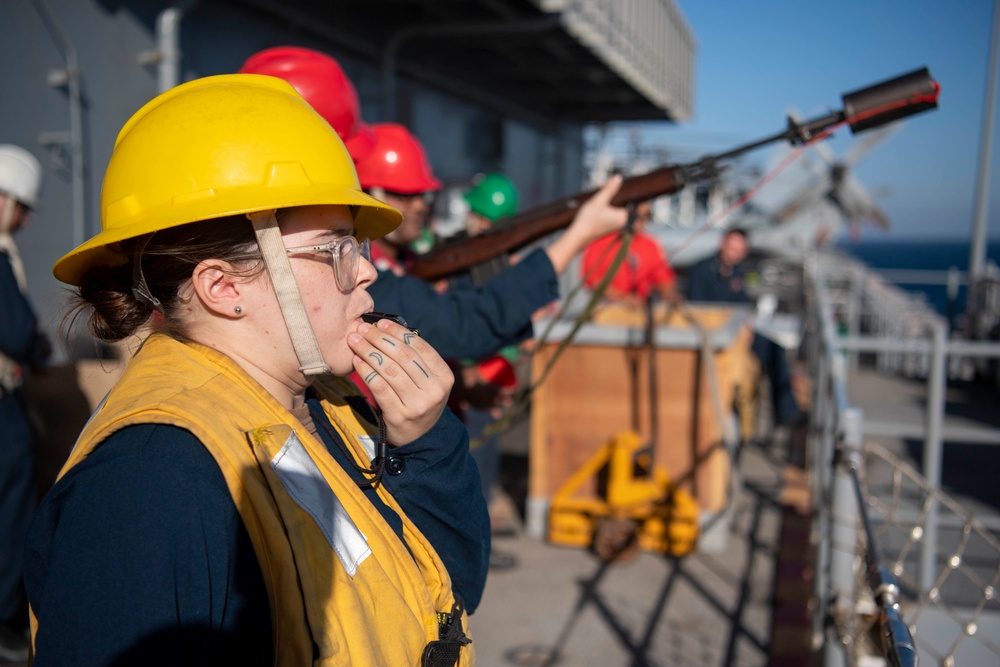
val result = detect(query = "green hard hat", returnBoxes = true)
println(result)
[464,172,518,222]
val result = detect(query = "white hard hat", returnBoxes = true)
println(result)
[0,145,43,209]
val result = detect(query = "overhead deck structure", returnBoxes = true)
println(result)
[233,0,696,127]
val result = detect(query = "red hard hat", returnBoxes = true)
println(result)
[238,46,361,144]
[344,121,376,164]
[354,123,441,194]
[477,356,518,389]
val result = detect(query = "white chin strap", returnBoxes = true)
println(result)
[248,210,331,376]
[0,198,14,235]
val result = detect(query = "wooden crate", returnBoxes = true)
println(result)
[529,304,754,514]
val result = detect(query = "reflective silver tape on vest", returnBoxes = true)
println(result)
[356,433,376,462]
[271,431,371,576]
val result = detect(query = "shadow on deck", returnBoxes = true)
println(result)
[472,423,802,667]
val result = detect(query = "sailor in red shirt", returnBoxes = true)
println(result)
[582,200,680,305]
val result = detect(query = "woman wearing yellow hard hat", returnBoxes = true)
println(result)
[25,74,482,666]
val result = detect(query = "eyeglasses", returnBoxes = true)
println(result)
[285,236,371,291]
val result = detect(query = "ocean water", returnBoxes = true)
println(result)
[837,238,1000,319]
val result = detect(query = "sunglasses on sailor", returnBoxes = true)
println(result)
[284,235,372,291]
[383,190,437,208]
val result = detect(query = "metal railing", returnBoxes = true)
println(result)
[804,252,1000,666]
[807,256,915,666]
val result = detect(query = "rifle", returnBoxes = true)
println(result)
[408,67,939,282]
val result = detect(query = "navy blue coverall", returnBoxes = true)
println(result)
[0,250,47,631]
[367,247,559,360]
[369,246,560,519]
[685,255,802,425]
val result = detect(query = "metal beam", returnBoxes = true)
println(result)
[233,0,562,131]
[862,420,1000,445]
[967,0,1000,300]
[381,17,562,122]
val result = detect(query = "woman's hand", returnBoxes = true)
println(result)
[545,175,629,275]
[348,319,454,445]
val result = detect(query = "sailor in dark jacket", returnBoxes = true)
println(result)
[686,228,804,427]
[0,144,48,663]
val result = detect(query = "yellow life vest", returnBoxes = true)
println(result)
[34,334,474,666]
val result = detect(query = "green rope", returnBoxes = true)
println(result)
[468,227,636,451]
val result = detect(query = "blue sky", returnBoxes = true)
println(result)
[630,1,999,241]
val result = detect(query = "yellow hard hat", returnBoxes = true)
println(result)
[53,73,401,286]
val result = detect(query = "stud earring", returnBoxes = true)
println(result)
[234,306,242,314]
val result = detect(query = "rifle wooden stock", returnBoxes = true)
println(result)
[408,165,686,281]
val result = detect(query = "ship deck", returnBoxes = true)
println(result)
[469,363,1000,666]
[469,406,801,667]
